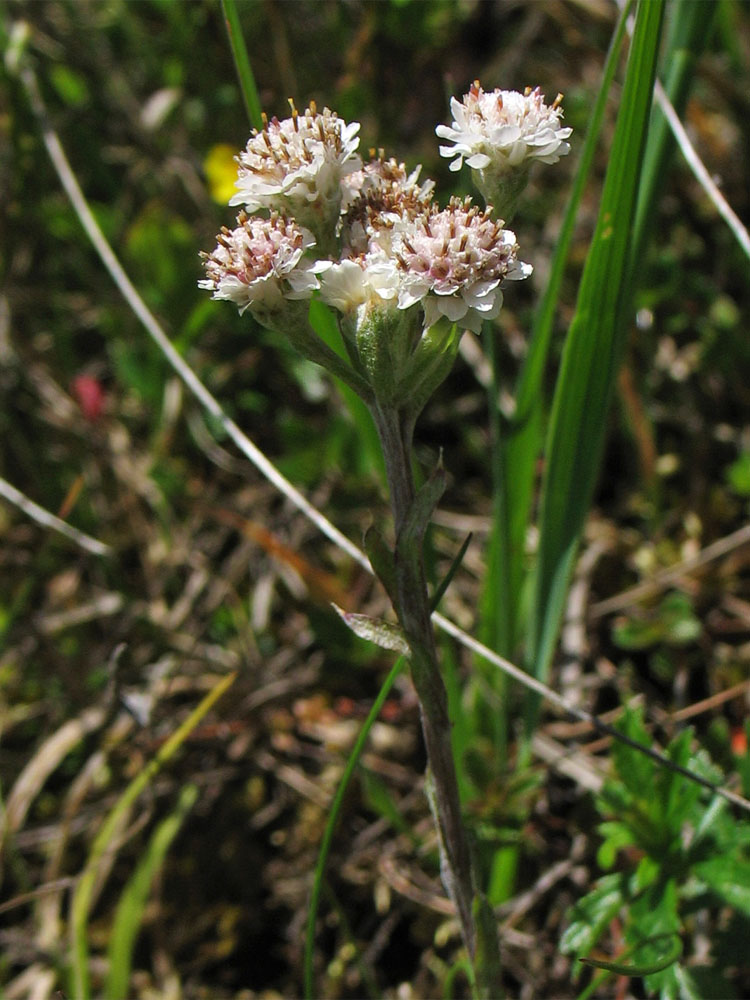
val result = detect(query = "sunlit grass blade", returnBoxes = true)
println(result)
[304,656,405,1000]
[105,783,199,999]
[70,672,236,1000]
[526,0,666,726]
[220,0,263,130]
[480,1,633,663]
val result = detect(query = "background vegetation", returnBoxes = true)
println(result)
[2,1,750,997]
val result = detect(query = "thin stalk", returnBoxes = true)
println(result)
[371,404,501,997]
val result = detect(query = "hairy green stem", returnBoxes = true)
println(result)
[372,404,501,997]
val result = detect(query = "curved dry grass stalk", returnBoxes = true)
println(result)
[653,80,750,261]
[0,705,107,883]
[0,475,111,557]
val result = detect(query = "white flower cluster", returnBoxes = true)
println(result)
[199,211,319,320]
[200,85,570,352]
[394,199,532,333]
[436,81,572,173]
[340,155,435,253]
[232,101,361,223]
[316,199,529,335]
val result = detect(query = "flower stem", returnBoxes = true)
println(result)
[371,404,502,998]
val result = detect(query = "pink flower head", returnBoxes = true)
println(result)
[199,211,319,319]
[393,198,531,333]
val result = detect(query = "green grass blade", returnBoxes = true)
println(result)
[431,532,472,613]
[105,783,199,999]
[526,0,666,711]
[480,1,633,661]
[304,656,405,1000]
[220,0,263,131]
[70,672,236,1000]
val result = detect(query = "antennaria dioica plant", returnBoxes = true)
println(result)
[198,1,716,994]
[7,0,750,995]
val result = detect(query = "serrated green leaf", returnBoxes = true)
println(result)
[612,707,656,796]
[662,730,702,827]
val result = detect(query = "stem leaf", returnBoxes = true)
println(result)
[332,604,410,656]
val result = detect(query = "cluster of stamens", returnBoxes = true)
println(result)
[340,154,435,256]
[396,199,517,293]
[199,211,318,315]
[230,100,361,213]
[436,81,571,174]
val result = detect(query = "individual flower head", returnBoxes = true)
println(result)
[340,153,435,255]
[199,210,319,328]
[436,82,572,219]
[230,100,361,254]
[393,197,532,334]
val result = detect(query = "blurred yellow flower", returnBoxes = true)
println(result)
[203,144,239,204]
